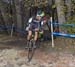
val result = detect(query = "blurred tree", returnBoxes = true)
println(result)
[55,0,66,32]
[0,0,75,33]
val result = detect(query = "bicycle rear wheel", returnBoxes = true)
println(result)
[27,40,35,62]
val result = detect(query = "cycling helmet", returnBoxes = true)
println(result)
[40,12,45,17]
[37,10,45,17]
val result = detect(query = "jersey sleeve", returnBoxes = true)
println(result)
[41,21,44,25]
[28,17,33,23]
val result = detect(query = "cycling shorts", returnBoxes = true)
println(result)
[29,22,39,31]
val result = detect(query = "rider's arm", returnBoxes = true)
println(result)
[26,17,33,31]
[41,19,46,26]
[42,16,47,25]
[26,17,33,26]
[28,17,33,23]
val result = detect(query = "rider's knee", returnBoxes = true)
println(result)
[28,30,32,36]
[35,31,38,37]
[35,28,39,32]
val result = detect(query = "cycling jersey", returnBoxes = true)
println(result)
[26,17,44,31]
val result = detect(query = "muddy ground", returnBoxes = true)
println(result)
[0,34,75,67]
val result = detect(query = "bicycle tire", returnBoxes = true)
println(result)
[27,40,35,62]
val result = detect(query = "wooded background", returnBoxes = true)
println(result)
[0,0,75,33]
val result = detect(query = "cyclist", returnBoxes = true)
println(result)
[26,11,46,48]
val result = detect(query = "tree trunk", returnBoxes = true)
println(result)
[11,0,17,25]
[0,10,4,24]
[14,0,22,29]
[20,0,30,29]
[0,3,8,25]
[65,0,71,20]
[55,0,66,31]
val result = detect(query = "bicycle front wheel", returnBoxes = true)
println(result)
[28,40,35,62]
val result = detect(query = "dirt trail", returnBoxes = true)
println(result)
[0,35,75,67]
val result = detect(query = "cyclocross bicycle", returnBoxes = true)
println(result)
[27,31,43,62]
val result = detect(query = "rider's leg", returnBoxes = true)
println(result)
[34,28,39,41]
[26,30,32,48]
[32,28,39,48]
[27,30,32,41]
